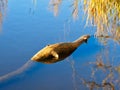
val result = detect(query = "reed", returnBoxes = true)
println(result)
[49,0,120,41]
[84,0,120,37]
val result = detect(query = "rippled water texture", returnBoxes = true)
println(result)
[0,0,120,90]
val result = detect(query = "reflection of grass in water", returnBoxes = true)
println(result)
[49,0,80,19]
[29,0,37,15]
[0,0,7,32]
[68,45,120,90]
[0,13,2,30]
[41,0,120,89]
[71,0,79,20]
[49,0,62,16]
[49,0,120,43]
[73,0,120,43]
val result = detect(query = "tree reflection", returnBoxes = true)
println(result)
[0,0,7,31]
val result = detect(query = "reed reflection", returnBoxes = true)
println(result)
[48,0,120,43]
[29,0,37,15]
[68,44,120,90]
[49,0,62,16]
[0,0,7,31]
[97,26,120,44]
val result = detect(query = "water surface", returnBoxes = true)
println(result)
[0,0,120,90]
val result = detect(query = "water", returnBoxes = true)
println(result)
[0,0,120,90]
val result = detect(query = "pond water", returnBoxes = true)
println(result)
[0,0,120,90]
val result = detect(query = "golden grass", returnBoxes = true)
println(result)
[49,0,120,42]
[84,0,120,38]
